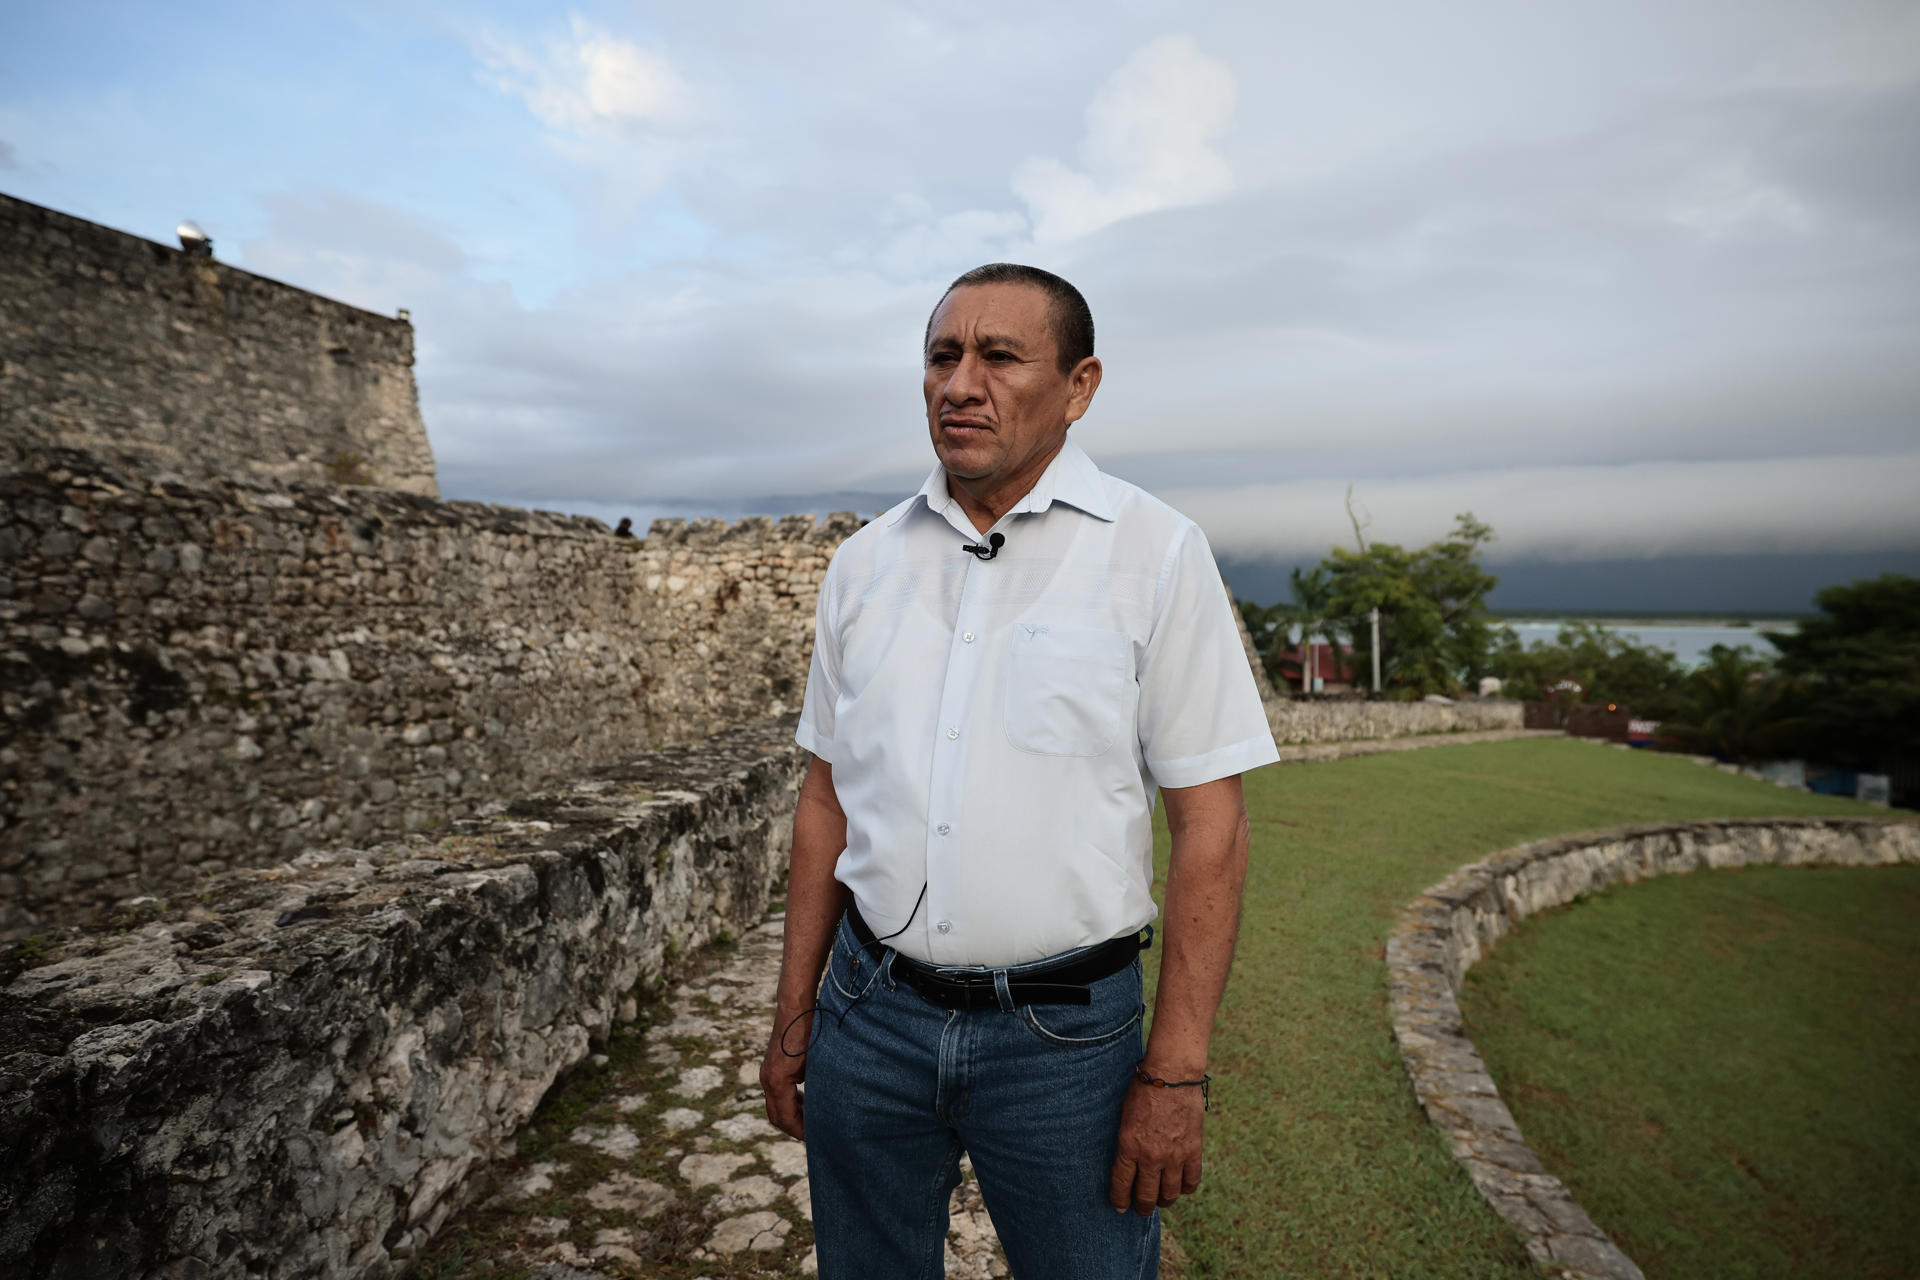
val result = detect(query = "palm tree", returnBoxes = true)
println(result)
[1289,566,1335,694]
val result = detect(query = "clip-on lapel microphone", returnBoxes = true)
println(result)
[962,532,1005,561]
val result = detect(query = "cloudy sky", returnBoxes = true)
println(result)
[3,1,1916,609]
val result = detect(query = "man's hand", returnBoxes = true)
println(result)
[761,1013,810,1140]
[1108,1075,1205,1214]
[1106,771,1250,1215]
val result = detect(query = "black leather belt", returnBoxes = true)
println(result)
[846,902,1151,1010]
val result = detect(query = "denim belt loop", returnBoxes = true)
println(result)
[992,968,1015,1013]
[880,948,899,991]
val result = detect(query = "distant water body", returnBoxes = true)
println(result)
[1501,620,1796,669]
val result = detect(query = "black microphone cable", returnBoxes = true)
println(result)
[778,882,928,1058]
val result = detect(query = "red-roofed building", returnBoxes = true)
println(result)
[1281,640,1358,693]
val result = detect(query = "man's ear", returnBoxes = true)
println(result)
[1065,356,1103,425]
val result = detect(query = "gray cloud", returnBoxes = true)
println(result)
[227,5,1918,577]
[1163,454,1920,564]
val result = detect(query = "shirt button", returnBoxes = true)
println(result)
[936,921,952,933]
[936,823,951,835]
[946,727,959,740]
[962,631,976,643]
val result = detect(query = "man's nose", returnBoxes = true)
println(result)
[943,351,987,404]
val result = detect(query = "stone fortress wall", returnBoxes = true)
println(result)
[1,447,852,939]
[0,718,808,1280]
[1,193,438,496]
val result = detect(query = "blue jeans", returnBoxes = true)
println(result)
[804,912,1160,1279]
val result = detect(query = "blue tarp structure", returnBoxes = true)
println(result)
[1808,769,1860,797]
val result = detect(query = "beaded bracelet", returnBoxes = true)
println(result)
[1133,1063,1213,1111]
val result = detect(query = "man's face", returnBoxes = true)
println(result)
[923,283,1097,486]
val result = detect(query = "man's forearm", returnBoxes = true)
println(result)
[762,756,849,1140]
[1143,779,1250,1075]
[772,757,851,1036]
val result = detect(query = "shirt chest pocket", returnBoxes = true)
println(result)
[1004,622,1134,757]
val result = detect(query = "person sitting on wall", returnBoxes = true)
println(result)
[760,262,1279,1278]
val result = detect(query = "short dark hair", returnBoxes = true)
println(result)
[924,263,1095,374]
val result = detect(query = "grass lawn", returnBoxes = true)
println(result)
[1146,738,1882,1280]
[1460,863,1920,1280]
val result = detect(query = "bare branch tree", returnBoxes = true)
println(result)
[1345,483,1371,553]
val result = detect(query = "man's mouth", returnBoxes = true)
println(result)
[940,418,993,432]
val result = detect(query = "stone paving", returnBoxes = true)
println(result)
[417,908,1015,1279]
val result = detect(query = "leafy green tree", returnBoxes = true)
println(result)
[1763,573,1920,768]
[1659,644,1796,763]
[1322,514,1499,698]
[1488,621,1690,717]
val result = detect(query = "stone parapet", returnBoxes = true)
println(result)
[644,512,860,546]
[1386,817,1920,1280]
[0,449,852,936]
[0,192,438,497]
[0,716,807,1280]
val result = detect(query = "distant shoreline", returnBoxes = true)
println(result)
[1489,613,1805,627]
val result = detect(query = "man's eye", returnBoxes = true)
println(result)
[986,350,1013,362]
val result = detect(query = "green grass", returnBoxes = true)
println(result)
[1144,739,1880,1280]
[1460,863,1920,1280]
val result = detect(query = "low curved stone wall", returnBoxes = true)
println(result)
[0,717,806,1280]
[1386,817,1920,1280]
[1267,696,1522,746]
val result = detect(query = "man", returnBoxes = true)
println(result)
[760,263,1278,1279]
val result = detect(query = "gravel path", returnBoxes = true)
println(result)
[419,910,1013,1279]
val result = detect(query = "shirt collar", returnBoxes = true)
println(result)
[888,435,1116,528]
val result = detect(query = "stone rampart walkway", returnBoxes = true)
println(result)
[419,908,1012,1279]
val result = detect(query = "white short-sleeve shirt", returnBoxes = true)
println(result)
[796,435,1279,966]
